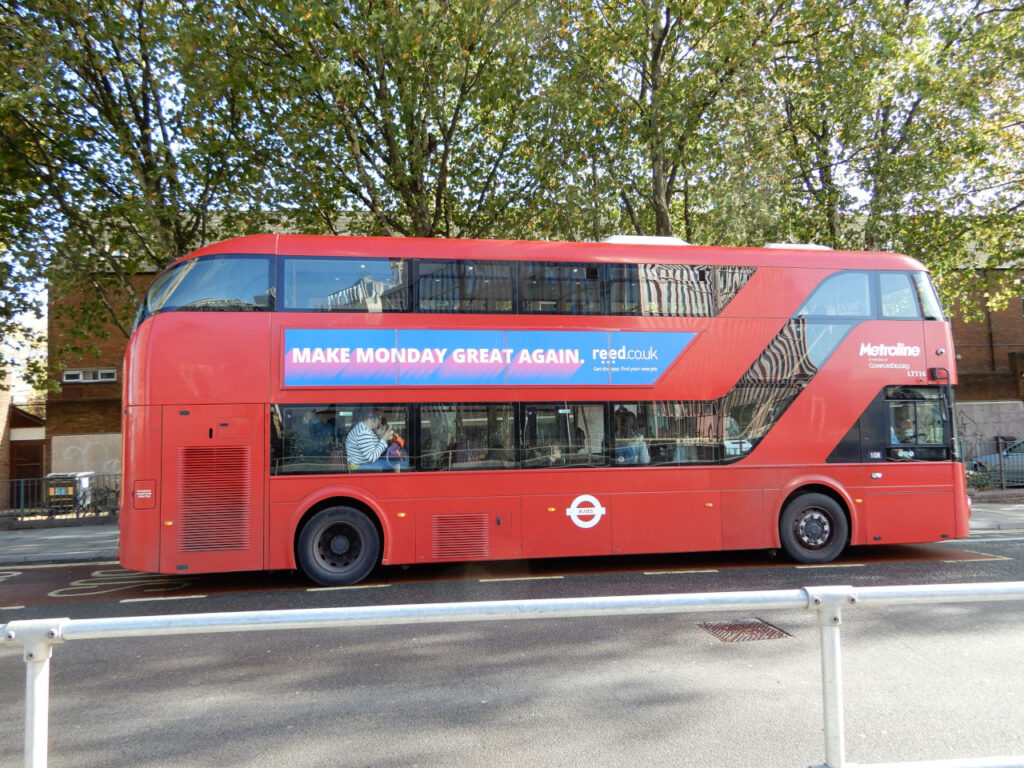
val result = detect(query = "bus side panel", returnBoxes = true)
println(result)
[415,495,522,563]
[522,492,613,558]
[141,314,272,405]
[612,490,722,554]
[854,462,965,545]
[672,318,788,399]
[158,404,265,574]
[814,464,961,546]
[720,488,767,551]
[119,405,162,572]
[861,489,958,544]
[953,463,971,538]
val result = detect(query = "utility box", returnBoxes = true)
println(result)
[46,472,95,515]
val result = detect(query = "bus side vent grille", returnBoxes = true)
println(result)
[178,446,252,552]
[432,514,489,560]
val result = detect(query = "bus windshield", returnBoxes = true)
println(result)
[137,255,273,327]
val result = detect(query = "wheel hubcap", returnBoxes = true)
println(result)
[796,510,831,549]
[316,523,361,569]
[329,534,351,556]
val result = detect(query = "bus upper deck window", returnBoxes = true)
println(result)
[281,257,409,312]
[911,272,944,320]
[795,272,872,318]
[880,272,920,318]
[143,255,273,319]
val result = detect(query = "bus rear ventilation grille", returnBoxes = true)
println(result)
[432,514,490,560]
[698,618,791,643]
[178,445,252,552]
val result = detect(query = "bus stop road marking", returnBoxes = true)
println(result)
[120,595,209,603]
[3,560,121,570]
[307,584,391,591]
[479,575,565,583]
[942,551,1009,563]
[644,569,720,576]
[795,563,866,569]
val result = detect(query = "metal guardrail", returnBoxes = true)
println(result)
[0,474,120,521]
[4,581,1024,768]
[961,439,1024,490]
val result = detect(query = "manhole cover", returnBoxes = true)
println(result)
[698,618,791,642]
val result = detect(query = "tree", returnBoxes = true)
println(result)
[765,0,1024,313]
[544,0,794,239]
[0,0,273,386]
[205,0,564,239]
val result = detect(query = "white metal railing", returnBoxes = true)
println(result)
[4,581,1024,768]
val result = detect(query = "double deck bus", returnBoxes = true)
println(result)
[119,234,970,585]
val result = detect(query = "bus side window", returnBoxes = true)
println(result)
[612,404,650,465]
[880,272,920,319]
[520,262,602,315]
[415,261,515,313]
[521,404,603,468]
[421,403,514,471]
[281,257,409,312]
[795,272,872,318]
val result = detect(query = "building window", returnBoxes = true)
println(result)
[62,368,118,384]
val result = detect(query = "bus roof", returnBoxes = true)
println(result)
[186,234,928,272]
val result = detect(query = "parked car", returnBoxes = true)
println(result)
[969,440,1024,486]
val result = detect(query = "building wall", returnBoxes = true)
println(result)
[0,386,10,485]
[950,276,1024,442]
[956,401,1024,444]
[51,433,122,475]
[951,280,1024,403]
[45,273,155,474]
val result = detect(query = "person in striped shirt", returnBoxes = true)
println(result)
[346,408,394,470]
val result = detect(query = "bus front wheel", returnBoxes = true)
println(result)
[297,506,381,586]
[779,493,848,564]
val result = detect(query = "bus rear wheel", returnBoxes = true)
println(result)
[297,506,380,586]
[779,493,848,564]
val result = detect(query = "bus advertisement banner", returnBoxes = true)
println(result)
[283,329,696,387]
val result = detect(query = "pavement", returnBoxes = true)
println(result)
[0,489,1021,568]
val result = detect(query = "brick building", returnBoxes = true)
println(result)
[0,386,9,486]
[949,279,1024,443]
[951,301,1024,402]
[1,383,46,509]
[45,273,156,476]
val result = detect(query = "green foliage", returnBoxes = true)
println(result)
[1,0,1022,390]
[197,0,563,238]
[0,0,276,386]
[764,0,1024,313]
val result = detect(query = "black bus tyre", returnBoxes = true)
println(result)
[297,506,381,586]
[778,493,849,564]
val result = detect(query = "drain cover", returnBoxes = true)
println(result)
[698,618,791,642]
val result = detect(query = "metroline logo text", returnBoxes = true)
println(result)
[859,342,921,357]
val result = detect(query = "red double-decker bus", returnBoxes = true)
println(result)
[119,234,970,585]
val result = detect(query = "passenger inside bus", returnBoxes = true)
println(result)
[346,407,399,471]
[614,405,650,465]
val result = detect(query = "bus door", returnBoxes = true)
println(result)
[159,404,265,574]
[859,385,957,544]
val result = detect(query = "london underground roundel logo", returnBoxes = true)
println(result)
[566,494,606,529]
